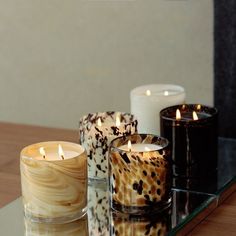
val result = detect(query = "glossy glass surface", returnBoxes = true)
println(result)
[0,137,235,235]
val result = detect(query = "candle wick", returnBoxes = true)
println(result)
[61,155,64,160]
[43,155,46,159]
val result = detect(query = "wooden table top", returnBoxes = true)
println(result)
[0,122,235,235]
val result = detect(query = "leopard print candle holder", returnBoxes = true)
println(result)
[109,134,171,215]
[110,208,171,236]
[79,112,137,181]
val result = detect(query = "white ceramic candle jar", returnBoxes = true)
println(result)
[109,134,171,215]
[20,141,87,223]
[130,84,185,135]
[79,111,137,181]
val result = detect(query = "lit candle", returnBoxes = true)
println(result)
[160,104,218,189]
[20,141,87,223]
[130,84,185,135]
[79,111,137,181]
[109,134,171,215]
[119,142,162,152]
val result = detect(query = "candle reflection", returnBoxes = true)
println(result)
[110,209,171,236]
[24,215,88,236]
[88,183,109,236]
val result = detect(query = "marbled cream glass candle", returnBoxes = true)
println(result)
[109,134,171,215]
[20,141,87,223]
[79,111,137,181]
[24,215,88,236]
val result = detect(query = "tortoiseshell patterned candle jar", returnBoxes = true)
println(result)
[79,112,137,181]
[110,208,171,236]
[109,134,171,215]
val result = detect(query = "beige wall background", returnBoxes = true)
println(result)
[0,0,213,129]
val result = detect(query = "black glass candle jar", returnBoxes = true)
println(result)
[160,104,218,187]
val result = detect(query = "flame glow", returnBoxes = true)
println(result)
[146,90,151,96]
[116,114,121,127]
[164,90,169,96]
[197,104,201,110]
[39,147,46,159]
[193,111,198,120]
[58,144,65,160]
[97,118,102,127]
[128,140,132,151]
[176,109,181,120]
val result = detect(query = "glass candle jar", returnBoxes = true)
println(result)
[24,215,88,236]
[79,111,137,182]
[110,208,171,236]
[160,104,218,186]
[20,141,87,223]
[109,134,171,215]
[87,182,109,236]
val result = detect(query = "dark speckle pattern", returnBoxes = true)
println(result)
[88,184,109,236]
[109,134,171,214]
[79,112,137,180]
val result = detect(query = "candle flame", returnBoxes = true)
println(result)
[197,104,201,110]
[97,118,102,127]
[164,90,169,96]
[128,140,132,151]
[58,144,64,160]
[146,90,151,96]
[39,147,46,159]
[176,109,181,120]
[182,104,186,110]
[193,111,198,120]
[116,115,121,127]
[145,146,151,151]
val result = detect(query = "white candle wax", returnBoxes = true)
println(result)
[34,150,80,161]
[119,143,162,152]
[130,84,185,135]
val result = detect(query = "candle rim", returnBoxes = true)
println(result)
[160,104,218,123]
[118,143,163,152]
[20,141,85,162]
[130,84,185,97]
[110,134,169,153]
[79,111,138,128]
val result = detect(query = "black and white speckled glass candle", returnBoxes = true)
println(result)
[160,104,218,186]
[87,183,109,236]
[109,134,171,215]
[79,112,137,181]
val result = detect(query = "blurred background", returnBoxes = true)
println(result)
[0,0,213,129]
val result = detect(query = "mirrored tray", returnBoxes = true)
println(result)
[0,137,235,235]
